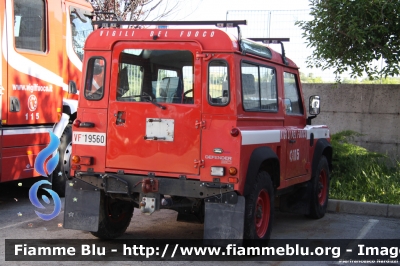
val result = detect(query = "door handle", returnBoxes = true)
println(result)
[115,111,126,125]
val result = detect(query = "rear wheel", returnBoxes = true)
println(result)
[51,125,72,197]
[244,171,274,240]
[308,156,330,219]
[91,192,134,239]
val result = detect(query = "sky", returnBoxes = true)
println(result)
[175,0,311,20]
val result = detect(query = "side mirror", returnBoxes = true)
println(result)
[68,81,77,95]
[309,95,320,115]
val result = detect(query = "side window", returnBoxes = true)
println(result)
[260,67,277,111]
[241,63,259,110]
[241,62,277,111]
[283,72,303,115]
[85,58,105,100]
[14,0,46,52]
[208,61,229,106]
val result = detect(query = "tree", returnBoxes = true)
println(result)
[296,0,400,81]
[91,0,180,21]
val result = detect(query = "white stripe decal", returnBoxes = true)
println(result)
[3,127,53,135]
[241,130,281,145]
[4,0,68,91]
[304,125,330,140]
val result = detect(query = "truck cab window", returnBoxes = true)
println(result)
[14,0,46,52]
[70,7,93,61]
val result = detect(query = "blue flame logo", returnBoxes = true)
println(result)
[34,131,60,177]
[29,180,61,221]
[30,131,61,221]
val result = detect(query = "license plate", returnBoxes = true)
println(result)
[73,132,106,146]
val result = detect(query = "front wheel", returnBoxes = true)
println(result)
[91,192,134,239]
[244,171,274,240]
[308,156,330,219]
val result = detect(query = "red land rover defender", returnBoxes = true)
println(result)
[64,20,332,240]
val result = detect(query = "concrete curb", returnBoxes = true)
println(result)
[327,199,400,218]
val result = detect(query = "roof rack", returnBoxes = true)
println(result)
[93,20,246,27]
[249,38,290,65]
[93,20,247,41]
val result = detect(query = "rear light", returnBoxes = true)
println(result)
[228,177,239,183]
[229,167,238,175]
[230,128,239,137]
[71,164,81,170]
[210,166,225,176]
[72,155,80,163]
[80,156,93,165]
[73,119,81,127]
[71,155,93,165]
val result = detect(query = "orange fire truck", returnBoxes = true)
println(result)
[0,0,93,195]
[65,20,332,240]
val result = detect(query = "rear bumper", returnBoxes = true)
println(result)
[73,172,235,199]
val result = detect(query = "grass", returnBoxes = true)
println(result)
[329,130,400,204]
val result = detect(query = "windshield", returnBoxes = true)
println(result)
[70,7,93,61]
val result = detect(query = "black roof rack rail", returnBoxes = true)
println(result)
[249,38,290,65]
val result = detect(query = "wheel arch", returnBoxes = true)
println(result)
[243,146,280,196]
[311,138,332,178]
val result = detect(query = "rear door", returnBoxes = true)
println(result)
[105,42,202,175]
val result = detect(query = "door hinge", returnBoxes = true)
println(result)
[194,159,205,168]
[196,52,212,61]
[195,120,206,129]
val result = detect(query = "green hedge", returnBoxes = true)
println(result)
[329,131,400,204]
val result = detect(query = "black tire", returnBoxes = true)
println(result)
[51,125,72,197]
[244,171,274,240]
[91,192,134,239]
[308,156,330,219]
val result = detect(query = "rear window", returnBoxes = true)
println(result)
[116,49,194,104]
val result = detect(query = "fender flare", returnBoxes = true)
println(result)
[311,138,332,179]
[243,146,280,196]
[52,99,77,138]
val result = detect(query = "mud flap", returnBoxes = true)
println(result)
[63,178,100,232]
[203,196,245,240]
